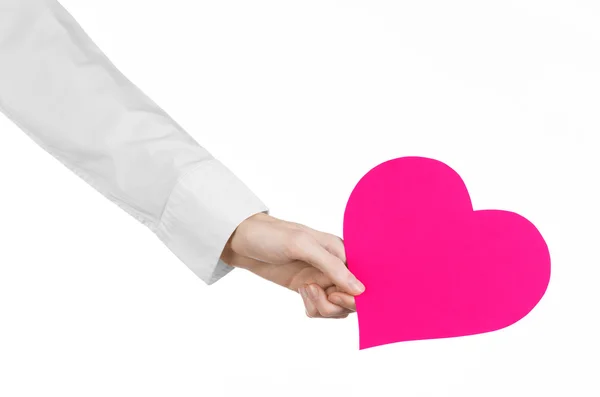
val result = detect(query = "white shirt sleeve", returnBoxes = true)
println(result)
[0,0,269,285]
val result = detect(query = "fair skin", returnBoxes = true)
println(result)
[220,212,364,319]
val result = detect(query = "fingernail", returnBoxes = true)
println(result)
[331,296,342,305]
[299,286,308,299]
[349,277,365,294]
[308,285,319,300]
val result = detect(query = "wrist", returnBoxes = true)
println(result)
[219,230,255,271]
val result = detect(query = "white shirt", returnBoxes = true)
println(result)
[0,0,269,285]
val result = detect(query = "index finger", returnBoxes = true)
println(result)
[327,291,356,311]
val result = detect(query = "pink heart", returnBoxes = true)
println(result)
[343,157,551,349]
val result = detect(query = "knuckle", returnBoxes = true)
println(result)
[325,234,345,250]
[327,234,344,247]
[305,307,318,318]
[321,307,339,318]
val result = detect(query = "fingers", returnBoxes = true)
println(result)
[325,285,356,311]
[299,285,319,318]
[299,284,350,319]
[290,232,365,296]
[327,292,356,311]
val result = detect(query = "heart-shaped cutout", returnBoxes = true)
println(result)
[343,157,551,349]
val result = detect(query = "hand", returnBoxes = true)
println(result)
[220,213,365,318]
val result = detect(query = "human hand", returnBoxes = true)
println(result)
[220,213,364,318]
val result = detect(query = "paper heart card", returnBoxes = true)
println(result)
[343,157,551,350]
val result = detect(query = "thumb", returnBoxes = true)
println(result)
[291,233,365,295]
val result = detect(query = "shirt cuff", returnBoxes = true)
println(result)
[154,158,269,285]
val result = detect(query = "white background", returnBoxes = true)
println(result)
[1,0,599,396]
